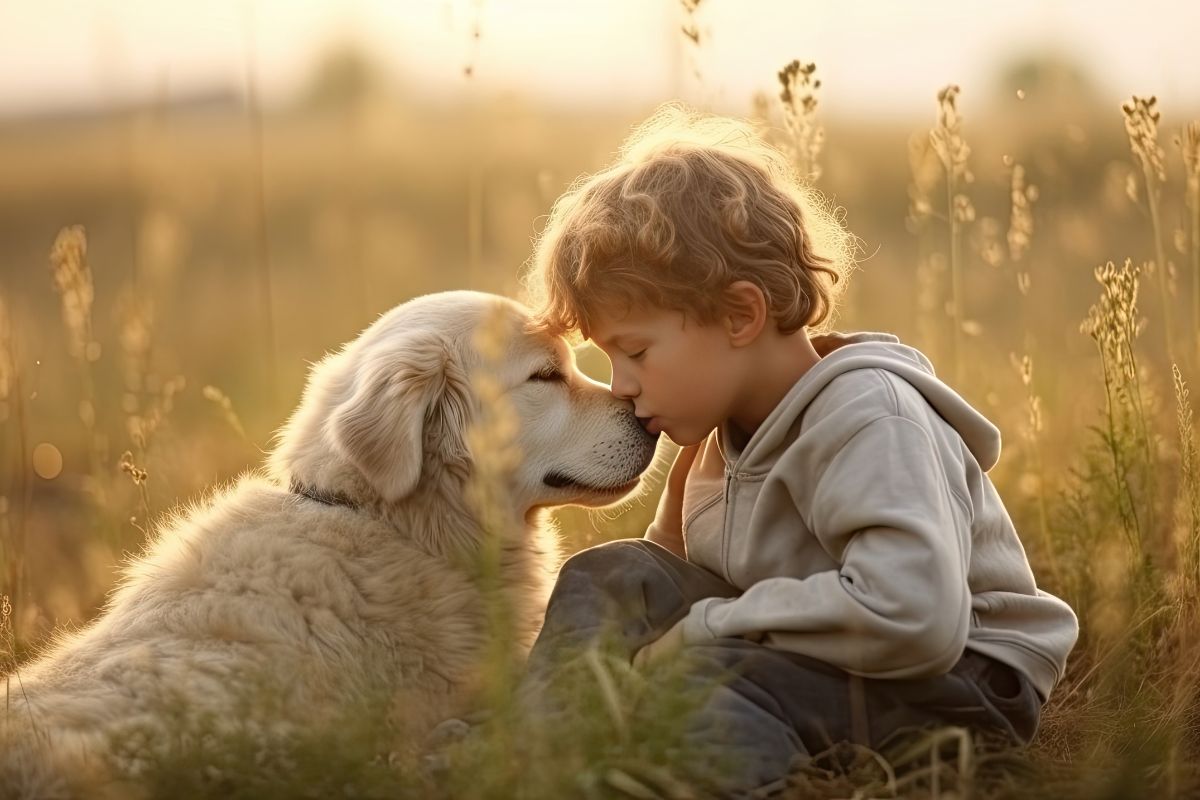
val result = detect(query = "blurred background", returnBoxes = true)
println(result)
[2,0,1199,690]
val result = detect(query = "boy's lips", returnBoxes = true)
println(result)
[636,415,663,436]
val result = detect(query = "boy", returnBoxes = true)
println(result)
[520,104,1078,797]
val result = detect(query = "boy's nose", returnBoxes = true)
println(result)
[609,369,638,400]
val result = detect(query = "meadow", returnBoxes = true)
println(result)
[3,42,1200,798]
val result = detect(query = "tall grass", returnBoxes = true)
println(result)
[48,226,106,506]
[1123,96,1174,362]
[1178,122,1200,352]
[0,291,31,648]
[930,84,974,386]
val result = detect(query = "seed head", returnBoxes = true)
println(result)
[1007,163,1037,261]
[48,225,99,363]
[1177,121,1200,207]
[1080,259,1143,381]
[776,59,824,181]
[119,449,149,486]
[931,85,972,182]
[1122,95,1166,185]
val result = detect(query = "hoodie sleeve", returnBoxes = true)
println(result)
[678,414,973,679]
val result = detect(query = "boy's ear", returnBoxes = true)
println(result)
[721,281,768,347]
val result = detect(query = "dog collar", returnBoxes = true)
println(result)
[289,479,358,510]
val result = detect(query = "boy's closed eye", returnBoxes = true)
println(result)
[626,349,647,361]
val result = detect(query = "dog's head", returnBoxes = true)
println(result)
[270,291,658,517]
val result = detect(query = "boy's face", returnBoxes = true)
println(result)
[587,305,742,447]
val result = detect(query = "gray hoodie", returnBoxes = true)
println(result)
[645,332,1078,701]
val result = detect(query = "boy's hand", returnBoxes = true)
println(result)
[632,619,686,669]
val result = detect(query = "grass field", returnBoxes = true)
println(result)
[3,42,1200,797]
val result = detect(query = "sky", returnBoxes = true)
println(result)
[0,0,1197,118]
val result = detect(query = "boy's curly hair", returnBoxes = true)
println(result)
[523,103,857,339]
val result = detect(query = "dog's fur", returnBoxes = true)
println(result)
[0,291,657,797]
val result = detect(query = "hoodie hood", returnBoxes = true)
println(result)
[725,332,1002,471]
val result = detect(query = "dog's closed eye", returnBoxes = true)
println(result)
[528,366,565,383]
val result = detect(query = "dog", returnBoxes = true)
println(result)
[0,290,658,797]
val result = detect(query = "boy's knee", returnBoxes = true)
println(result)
[557,539,662,579]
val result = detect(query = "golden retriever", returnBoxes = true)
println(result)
[1,290,657,798]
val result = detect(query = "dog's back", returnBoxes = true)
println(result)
[1,475,499,796]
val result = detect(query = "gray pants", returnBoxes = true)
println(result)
[524,539,1041,798]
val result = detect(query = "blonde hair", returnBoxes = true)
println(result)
[524,103,857,339]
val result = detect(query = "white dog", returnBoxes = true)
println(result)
[1,291,657,798]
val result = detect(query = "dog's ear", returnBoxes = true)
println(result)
[330,333,463,503]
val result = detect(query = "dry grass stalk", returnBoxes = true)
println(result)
[679,0,702,46]
[48,225,98,365]
[1124,96,1166,185]
[973,215,1003,269]
[118,449,150,536]
[1176,122,1200,349]
[1081,260,1145,385]
[678,0,704,85]
[1174,364,1200,596]
[2,594,14,712]
[116,285,156,532]
[1007,158,1038,265]
[1122,96,1174,360]
[0,291,12,612]
[914,254,945,365]
[241,12,280,411]
[748,90,770,131]
[48,225,105,496]
[930,85,974,385]
[117,286,153,420]
[0,293,31,640]
[0,295,12,420]
[906,134,940,229]
[1012,352,1056,584]
[776,60,824,182]
[464,304,525,711]
[201,384,245,440]
[1081,259,1155,558]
